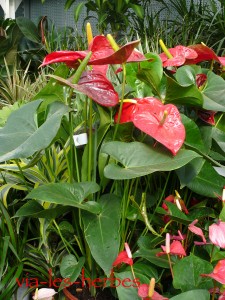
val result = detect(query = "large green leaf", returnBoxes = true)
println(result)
[185,161,225,197]
[0,100,69,162]
[170,290,210,300]
[137,53,163,96]
[202,71,225,111]
[25,182,101,213]
[165,75,203,107]
[15,201,69,218]
[175,65,197,86]
[181,114,206,153]
[173,254,213,292]
[114,271,140,300]
[82,194,121,275]
[102,142,200,179]
[16,17,41,43]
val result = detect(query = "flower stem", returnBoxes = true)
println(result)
[167,253,174,279]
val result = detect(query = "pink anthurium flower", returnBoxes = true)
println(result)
[33,288,57,300]
[138,283,169,300]
[187,44,225,66]
[157,240,186,257]
[188,219,207,245]
[112,242,133,267]
[115,97,185,155]
[40,36,145,71]
[159,45,198,67]
[201,259,225,284]
[209,221,225,248]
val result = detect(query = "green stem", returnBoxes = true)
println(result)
[113,63,126,140]
[88,99,93,182]
[167,253,174,279]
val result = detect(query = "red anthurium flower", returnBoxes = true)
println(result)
[115,97,185,155]
[201,259,225,284]
[187,44,225,66]
[209,221,225,248]
[40,36,145,72]
[112,242,133,267]
[49,70,119,107]
[188,219,207,245]
[171,230,186,241]
[157,240,186,257]
[196,73,207,88]
[197,109,216,125]
[159,45,198,67]
[138,284,169,300]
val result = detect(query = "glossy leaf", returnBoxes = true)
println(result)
[0,100,69,162]
[185,161,225,197]
[165,75,203,107]
[134,248,170,268]
[114,271,140,300]
[82,194,121,275]
[173,254,213,292]
[137,53,163,95]
[181,114,206,153]
[102,141,200,179]
[25,182,101,213]
[202,71,225,111]
[15,200,69,218]
[170,290,210,300]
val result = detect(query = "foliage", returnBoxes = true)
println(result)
[1,6,225,300]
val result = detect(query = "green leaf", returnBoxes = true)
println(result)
[133,262,158,283]
[59,255,85,290]
[0,100,69,162]
[114,271,140,300]
[176,157,205,188]
[16,17,41,43]
[74,2,86,23]
[129,4,144,18]
[133,248,170,268]
[170,290,210,300]
[181,114,206,153]
[212,127,225,152]
[15,201,69,218]
[173,254,213,292]
[186,161,225,197]
[64,0,76,10]
[137,53,163,96]
[165,75,203,107]
[202,71,225,111]
[25,182,101,213]
[102,142,200,180]
[82,194,121,275]
[159,201,190,224]
[33,65,70,105]
[175,65,197,86]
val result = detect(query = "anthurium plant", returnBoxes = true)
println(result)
[1,22,225,300]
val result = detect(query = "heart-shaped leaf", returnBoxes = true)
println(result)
[102,141,200,179]
[0,100,69,162]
